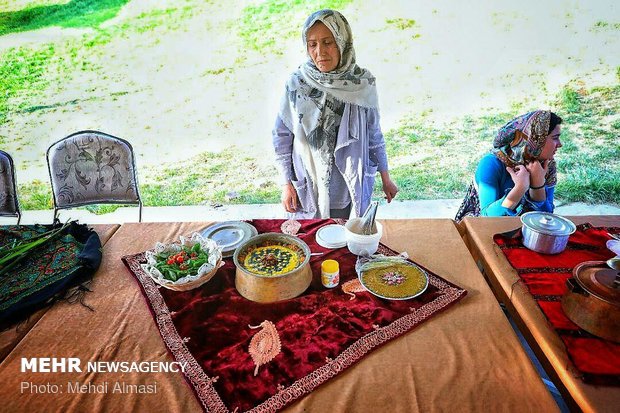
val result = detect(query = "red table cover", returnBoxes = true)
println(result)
[494,223,620,386]
[122,219,467,412]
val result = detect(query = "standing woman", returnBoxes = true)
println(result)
[455,110,563,220]
[273,9,398,219]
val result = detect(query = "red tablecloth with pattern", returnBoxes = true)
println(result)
[123,219,467,412]
[494,223,620,386]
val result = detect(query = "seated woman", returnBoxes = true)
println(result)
[455,110,563,220]
[272,9,398,219]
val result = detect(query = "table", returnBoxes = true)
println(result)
[460,216,620,413]
[0,224,120,362]
[0,220,557,412]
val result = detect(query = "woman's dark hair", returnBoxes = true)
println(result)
[549,112,563,134]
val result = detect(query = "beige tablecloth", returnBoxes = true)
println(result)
[460,215,620,413]
[0,220,557,412]
[0,224,120,362]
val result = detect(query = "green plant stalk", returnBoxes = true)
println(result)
[0,226,64,259]
[0,222,71,277]
[0,226,64,265]
[0,236,55,275]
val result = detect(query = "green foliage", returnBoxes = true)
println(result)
[557,167,620,204]
[385,18,416,30]
[0,0,130,36]
[382,111,511,199]
[558,85,581,114]
[0,45,55,122]
[139,147,281,207]
[238,0,354,52]
[378,82,620,204]
[83,204,121,214]
[0,2,196,126]
[3,1,619,210]
[380,162,470,200]
[551,84,620,204]
[591,21,620,30]
[18,180,52,210]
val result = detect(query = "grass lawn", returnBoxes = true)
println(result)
[383,82,620,205]
[1,0,619,212]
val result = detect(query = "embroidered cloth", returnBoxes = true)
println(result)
[0,222,102,327]
[122,219,467,412]
[494,223,620,386]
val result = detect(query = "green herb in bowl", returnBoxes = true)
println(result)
[154,243,209,282]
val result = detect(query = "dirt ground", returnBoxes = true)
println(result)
[1,0,619,184]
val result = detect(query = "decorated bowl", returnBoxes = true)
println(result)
[233,233,312,303]
[142,232,223,291]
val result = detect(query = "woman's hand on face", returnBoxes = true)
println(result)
[281,182,299,213]
[382,178,399,203]
[525,160,549,187]
[506,165,530,190]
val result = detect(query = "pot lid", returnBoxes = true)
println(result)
[521,212,576,236]
[316,224,347,249]
[573,261,620,305]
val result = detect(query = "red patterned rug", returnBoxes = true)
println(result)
[494,223,620,386]
[123,219,467,412]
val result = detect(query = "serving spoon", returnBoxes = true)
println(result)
[606,257,620,289]
[608,232,620,241]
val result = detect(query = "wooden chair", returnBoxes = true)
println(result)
[47,130,142,222]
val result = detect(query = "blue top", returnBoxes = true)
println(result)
[475,153,555,216]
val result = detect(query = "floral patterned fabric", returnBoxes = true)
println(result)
[47,131,140,209]
[0,150,19,217]
[491,110,557,187]
[0,222,102,328]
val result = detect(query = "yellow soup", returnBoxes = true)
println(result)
[243,245,300,276]
[360,263,427,299]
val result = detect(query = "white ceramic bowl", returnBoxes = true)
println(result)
[344,218,383,256]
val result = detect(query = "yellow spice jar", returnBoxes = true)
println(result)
[321,259,340,288]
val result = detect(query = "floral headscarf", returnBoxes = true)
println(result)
[492,110,557,186]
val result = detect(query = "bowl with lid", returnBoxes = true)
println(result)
[520,212,576,254]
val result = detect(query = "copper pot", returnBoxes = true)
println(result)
[561,260,620,342]
[233,233,312,303]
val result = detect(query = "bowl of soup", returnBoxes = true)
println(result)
[233,233,312,303]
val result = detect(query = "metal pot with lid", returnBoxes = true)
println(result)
[561,259,620,342]
[520,212,576,254]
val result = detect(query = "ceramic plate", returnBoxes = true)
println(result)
[359,261,429,300]
[316,224,347,249]
[201,221,258,257]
